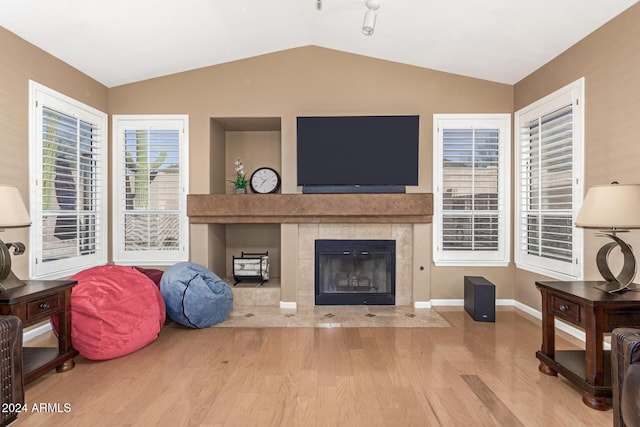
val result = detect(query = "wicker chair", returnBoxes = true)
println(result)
[0,316,24,427]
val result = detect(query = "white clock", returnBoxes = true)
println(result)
[249,167,281,194]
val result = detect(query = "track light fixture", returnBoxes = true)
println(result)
[362,0,380,36]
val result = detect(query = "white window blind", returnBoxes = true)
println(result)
[515,78,584,279]
[433,115,510,266]
[113,116,189,264]
[442,128,500,250]
[29,82,108,279]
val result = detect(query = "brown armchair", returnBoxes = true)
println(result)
[0,316,23,427]
[612,328,640,427]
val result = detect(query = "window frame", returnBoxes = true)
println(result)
[112,114,190,265]
[514,77,584,280]
[28,81,108,279]
[432,113,511,267]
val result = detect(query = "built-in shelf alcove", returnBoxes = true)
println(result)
[224,223,281,282]
[209,116,283,293]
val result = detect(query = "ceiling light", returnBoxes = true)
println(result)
[362,0,380,36]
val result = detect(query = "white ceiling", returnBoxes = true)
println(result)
[0,0,637,88]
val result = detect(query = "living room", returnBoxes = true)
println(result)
[1,1,639,425]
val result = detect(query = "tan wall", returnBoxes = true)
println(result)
[0,27,107,280]
[513,3,640,310]
[5,0,638,306]
[108,46,514,302]
[224,131,281,194]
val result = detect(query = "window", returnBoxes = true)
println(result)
[433,114,511,266]
[112,115,189,265]
[29,81,108,279]
[515,78,584,280]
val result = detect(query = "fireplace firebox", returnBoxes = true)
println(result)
[315,239,395,305]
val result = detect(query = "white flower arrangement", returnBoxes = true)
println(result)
[229,158,247,189]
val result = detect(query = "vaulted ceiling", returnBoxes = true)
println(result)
[0,0,637,88]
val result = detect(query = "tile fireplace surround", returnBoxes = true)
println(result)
[187,193,433,306]
[297,223,413,306]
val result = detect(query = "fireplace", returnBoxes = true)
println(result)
[315,239,395,305]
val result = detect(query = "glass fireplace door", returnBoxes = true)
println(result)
[315,240,395,305]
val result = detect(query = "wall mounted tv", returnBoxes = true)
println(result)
[296,115,419,193]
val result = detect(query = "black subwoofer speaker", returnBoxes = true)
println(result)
[464,276,495,322]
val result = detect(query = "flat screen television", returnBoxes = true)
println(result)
[296,115,419,193]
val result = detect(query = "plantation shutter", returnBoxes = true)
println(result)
[514,77,583,279]
[40,107,102,262]
[113,116,189,264]
[518,105,574,263]
[433,115,510,266]
[29,81,108,279]
[441,128,500,251]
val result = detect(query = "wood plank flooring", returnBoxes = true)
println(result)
[16,307,611,426]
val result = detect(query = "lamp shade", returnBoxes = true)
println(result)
[0,185,31,228]
[575,184,640,229]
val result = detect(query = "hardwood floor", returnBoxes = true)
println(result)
[16,307,611,426]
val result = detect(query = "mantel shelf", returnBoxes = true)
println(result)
[187,193,433,224]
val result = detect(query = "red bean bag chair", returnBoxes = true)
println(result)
[133,266,164,288]
[54,265,166,360]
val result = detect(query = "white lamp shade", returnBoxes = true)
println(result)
[575,184,640,229]
[0,185,31,228]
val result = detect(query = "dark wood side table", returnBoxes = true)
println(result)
[536,281,640,410]
[0,280,78,384]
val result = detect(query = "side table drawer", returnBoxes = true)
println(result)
[551,295,581,325]
[26,295,59,321]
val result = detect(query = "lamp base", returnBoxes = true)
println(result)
[0,269,26,292]
[594,233,637,293]
[0,238,27,292]
[593,281,634,293]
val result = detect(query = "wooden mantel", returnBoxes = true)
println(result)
[187,193,433,224]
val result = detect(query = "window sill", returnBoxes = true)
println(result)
[433,260,510,268]
[515,262,582,282]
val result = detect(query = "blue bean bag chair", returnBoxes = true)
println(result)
[160,262,233,328]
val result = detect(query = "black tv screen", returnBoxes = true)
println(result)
[296,115,419,193]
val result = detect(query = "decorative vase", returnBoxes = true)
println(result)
[235,187,247,194]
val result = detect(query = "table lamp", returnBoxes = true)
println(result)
[0,185,31,292]
[575,183,640,293]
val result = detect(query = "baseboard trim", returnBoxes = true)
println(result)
[430,299,464,306]
[430,298,515,306]
[280,301,297,309]
[23,322,52,343]
[413,301,432,308]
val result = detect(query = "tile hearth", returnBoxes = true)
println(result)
[187,305,451,328]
